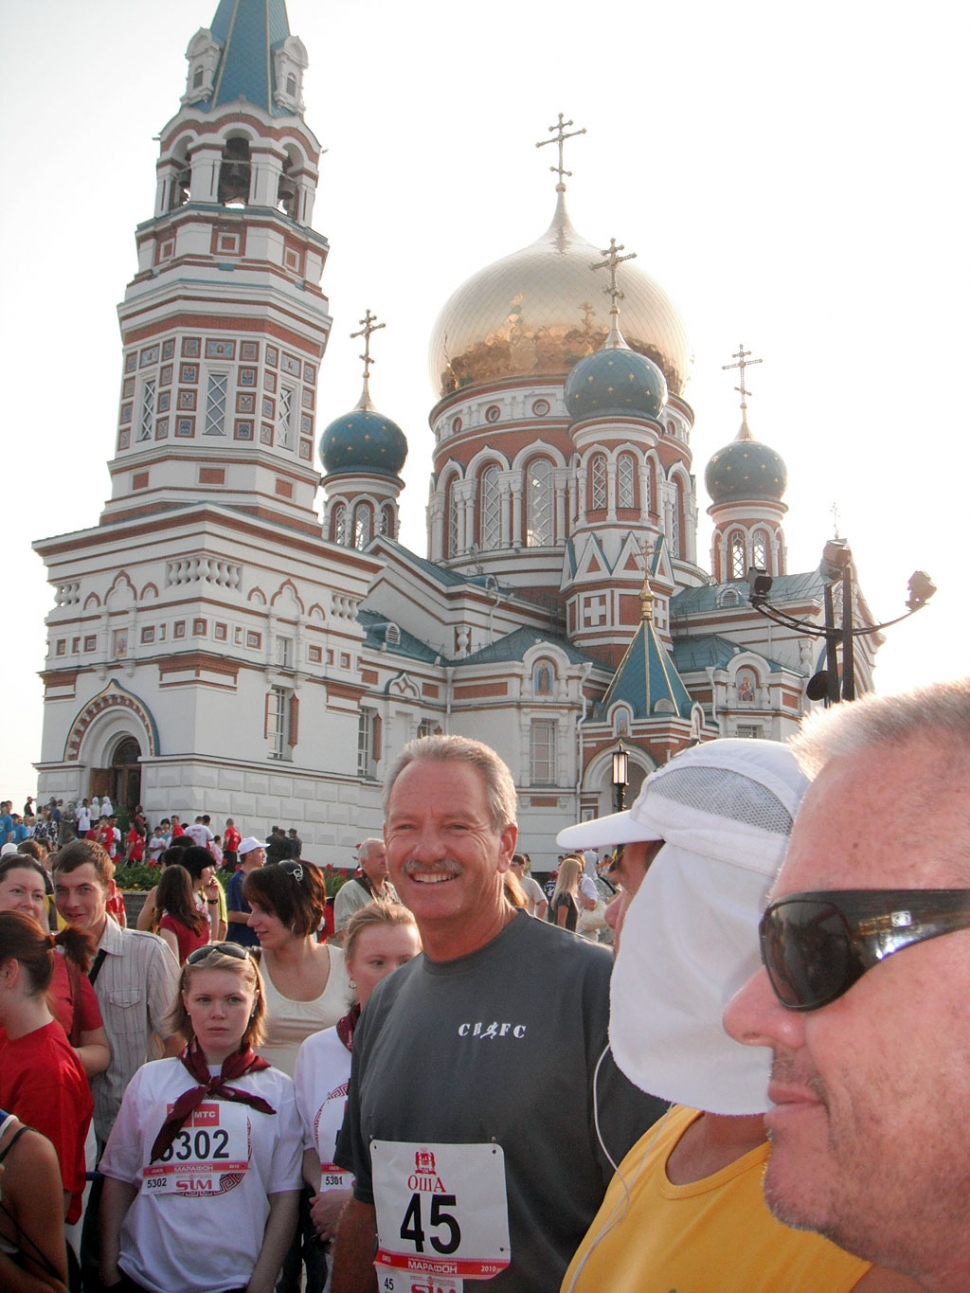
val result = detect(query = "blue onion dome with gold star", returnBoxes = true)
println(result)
[564,312,668,423]
[705,414,788,503]
[319,378,407,479]
[428,186,689,400]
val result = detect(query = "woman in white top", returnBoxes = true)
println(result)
[293,901,421,1291]
[99,943,302,1293]
[243,860,348,1077]
[244,860,348,1293]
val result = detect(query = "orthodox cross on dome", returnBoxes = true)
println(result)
[351,309,386,410]
[536,113,586,188]
[831,501,841,539]
[721,343,763,416]
[591,238,637,346]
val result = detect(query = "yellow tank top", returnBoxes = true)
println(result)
[562,1105,872,1293]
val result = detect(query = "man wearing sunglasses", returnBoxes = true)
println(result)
[725,679,970,1292]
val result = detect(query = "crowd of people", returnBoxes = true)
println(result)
[1,676,968,1291]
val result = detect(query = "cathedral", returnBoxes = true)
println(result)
[32,0,879,867]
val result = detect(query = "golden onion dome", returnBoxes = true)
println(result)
[429,189,690,400]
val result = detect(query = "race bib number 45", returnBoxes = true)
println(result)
[141,1102,249,1197]
[371,1141,510,1283]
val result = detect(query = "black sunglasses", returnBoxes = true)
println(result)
[760,889,970,1012]
[186,941,254,966]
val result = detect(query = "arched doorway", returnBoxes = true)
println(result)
[111,737,142,812]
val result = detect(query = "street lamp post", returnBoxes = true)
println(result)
[611,744,629,814]
[747,541,936,705]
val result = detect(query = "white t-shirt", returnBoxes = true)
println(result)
[100,1056,302,1293]
[519,874,547,917]
[77,808,91,833]
[293,1025,354,1190]
[185,823,215,849]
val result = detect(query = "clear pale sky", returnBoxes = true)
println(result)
[1,0,966,803]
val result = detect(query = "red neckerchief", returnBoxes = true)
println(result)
[336,1004,361,1053]
[150,1039,274,1163]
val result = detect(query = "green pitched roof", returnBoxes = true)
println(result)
[457,627,597,668]
[204,0,293,117]
[671,633,787,674]
[597,618,693,720]
[671,570,826,617]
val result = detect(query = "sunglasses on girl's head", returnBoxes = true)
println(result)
[760,889,970,1012]
[186,942,253,966]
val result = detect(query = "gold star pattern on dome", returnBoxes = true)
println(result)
[536,113,586,188]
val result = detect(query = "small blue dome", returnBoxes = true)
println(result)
[705,431,788,503]
[319,407,408,478]
[564,345,667,424]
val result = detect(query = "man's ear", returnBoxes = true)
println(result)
[496,822,519,875]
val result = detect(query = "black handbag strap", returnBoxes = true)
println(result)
[88,947,108,986]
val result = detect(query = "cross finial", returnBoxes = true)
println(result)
[591,238,637,309]
[591,238,637,346]
[350,309,386,409]
[536,113,587,189]
[351,308,386,380]
[831,501,841,539]
[721,343,763,414]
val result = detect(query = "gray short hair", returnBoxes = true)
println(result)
[382,735,517,833]
[793,678,970,779]
[358,837,384,862]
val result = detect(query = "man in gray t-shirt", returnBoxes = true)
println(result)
[332,736,664,1293]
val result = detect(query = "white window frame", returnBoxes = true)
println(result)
[530,719,557,785]
[204,372,228,436]
[268,686,290,760]
[139,379,156,441]
[278,385,295,449]
[590,454,607,510]
[617,453,636,509]
[526,459,554,547]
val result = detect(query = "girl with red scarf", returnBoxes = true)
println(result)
[99,945,302,1293]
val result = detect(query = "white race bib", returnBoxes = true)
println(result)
[371,1141,510,1285]
[320,1160,355,1191]
[141,1102,249,1198]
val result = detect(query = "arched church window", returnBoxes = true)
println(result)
[753,531,769,570]
[481,466,501,551]
[526,458,554,547]
[218,137,251,207]
[617,453,636,509]
[381,503,394,537]
[447,480,460,557]
[533,661,554,695]
[193,65,205,90]
[730,532,746,580]
[671,480,685,559]
[354,503,372,550]
[277,155,298,220]
[286,73,297,97]
[332,503,347,546]
[590,454,607,510]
